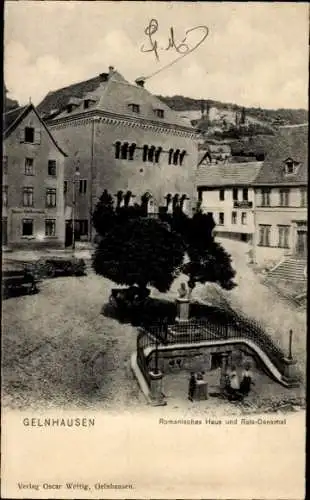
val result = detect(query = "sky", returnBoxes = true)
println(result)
[4,1,309,109]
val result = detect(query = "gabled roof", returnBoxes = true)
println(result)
[253,124,308,185]
[196,162,263,188]
[3,103,67,156]
[37,70,194,130]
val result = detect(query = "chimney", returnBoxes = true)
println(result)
[135,77,146,88]
[109,66,115,74]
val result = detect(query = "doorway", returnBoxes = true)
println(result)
[2,218,8,246]
[296,230,307,257]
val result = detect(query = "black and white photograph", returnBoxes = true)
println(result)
[1,1,307,498]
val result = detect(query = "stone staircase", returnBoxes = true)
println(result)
[267,257,307,282]
[84,258,94,274]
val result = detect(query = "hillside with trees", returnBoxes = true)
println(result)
[157,95,308,127]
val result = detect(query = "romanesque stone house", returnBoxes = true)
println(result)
[2,104,66,249]
[37,67,198,244]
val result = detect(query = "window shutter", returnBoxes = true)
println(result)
[34,128,41,144]
[20,128,25,143]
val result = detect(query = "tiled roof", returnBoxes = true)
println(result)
[3,103,67,156]
[3,105,27,133]
[196,161,263,187]
[37,70,194,130]
[254,124,308,185]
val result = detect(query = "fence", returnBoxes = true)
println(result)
[136,311,290,383]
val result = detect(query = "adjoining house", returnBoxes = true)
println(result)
[198,140,231,164]
[196,161,263,242]
[2,104,67,249]
[252,124,308,266]
[37,67,199,244]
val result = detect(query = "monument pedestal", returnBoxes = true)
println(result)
[175,298,190,323]
[149,370,166,406]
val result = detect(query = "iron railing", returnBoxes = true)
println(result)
[136,311,290,381]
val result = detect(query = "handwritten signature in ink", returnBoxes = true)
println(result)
[141,19,209,62]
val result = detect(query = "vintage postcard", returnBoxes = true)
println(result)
[2,1,307,498]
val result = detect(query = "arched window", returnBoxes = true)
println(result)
[180,194,188,213]
[179,150,186,166]
[165,193,173,214]
[148,145,155,162]
[124,190,132,207]
[141,192,151,215]
[121,142,129,160]
[173,149,180,165]
[116,190,124,208]
[168,149,174,165]
[155,147,162,163]
[143,145,148,162]
[172,194,179,212]
[128,143,136,161]
[115,141,121,159]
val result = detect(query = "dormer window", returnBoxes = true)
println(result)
[128,103,140,114]
[284,157,300,175]
[154,109,164,118]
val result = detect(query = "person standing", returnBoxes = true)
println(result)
[240,363,254,396]
[227,366,242,401]
[188,372,196,401]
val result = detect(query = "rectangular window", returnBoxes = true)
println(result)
[79,179,87,194]
[155,109,164,118]
[300,188,307,207]
[64,181,68,194]
[279,188,290,207]
[232,188,238,201]
[45,219,56,237]
[258,224,271,246]
[3,155,8,174]
[219,212,224,225]
[219,189,225,201]
[3,186,8,206]
[242,188,248,201]
[231,211,237,224]
[22,219,33,236]
[261,188,271,207]
[80,220,89,236]
[23,187,34,207]
[278,225,290,248]
[48,160,57,176]
[46,188,56,208]
[25,158,34,175]
[129,104,140,113]
[24,127,35,143]
[241,212,247,225]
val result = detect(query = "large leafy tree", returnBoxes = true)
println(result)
[92,190,236,296]
[93,216,185,293]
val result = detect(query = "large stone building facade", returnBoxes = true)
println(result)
[2,104,66,249]
[38,68,198,243]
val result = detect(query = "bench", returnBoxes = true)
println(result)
[2,269,39,299]
[109,286,150,311]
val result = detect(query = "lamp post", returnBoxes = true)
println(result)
[288,329,293,360]
[72,167,80,252]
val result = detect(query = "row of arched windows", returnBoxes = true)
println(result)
[113,190,189,214]
[114,142,186,165]
[168,149,186,166]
